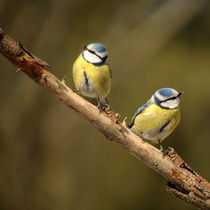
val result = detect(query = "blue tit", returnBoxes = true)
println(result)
[129,88,183,153]
[73,43,111,109]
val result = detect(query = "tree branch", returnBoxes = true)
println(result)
[0,28,209,209]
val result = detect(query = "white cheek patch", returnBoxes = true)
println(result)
[160,98,180,109]
[83,50,102,63]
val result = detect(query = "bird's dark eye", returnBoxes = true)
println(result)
[87,48,103,59]
[85,47,104,60]
[88,49,96,54]
[169,96,177,100]
[83,45,96,55]
[162,96,177,102]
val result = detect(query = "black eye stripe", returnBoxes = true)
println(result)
[87,48,98,56]
[83,45,99,57]
[154,94,180,110]
[161,92,182,102]
[86,48,105,60]
[88,49,96,54]
[162,96,178,102]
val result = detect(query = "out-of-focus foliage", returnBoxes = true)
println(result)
[0,0,210,209]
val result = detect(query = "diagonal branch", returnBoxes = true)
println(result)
[0,28,209,209]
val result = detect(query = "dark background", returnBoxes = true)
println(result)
[0,0,210,209]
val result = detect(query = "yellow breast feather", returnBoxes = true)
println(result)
[73,54,111,99]
[132,104,180,142]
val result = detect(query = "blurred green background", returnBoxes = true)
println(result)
[0,0,210,209]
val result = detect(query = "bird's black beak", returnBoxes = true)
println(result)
[83,45,87,50]
[178,92,184,97]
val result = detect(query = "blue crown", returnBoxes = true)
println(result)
[158,88,174,97]
[90,43,106,53]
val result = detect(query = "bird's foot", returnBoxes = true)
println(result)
[73,88,79,93]
[97,103,103,113]
[158,140,166,157]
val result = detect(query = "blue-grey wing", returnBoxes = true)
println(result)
[129,102,150,128]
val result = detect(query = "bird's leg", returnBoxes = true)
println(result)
[104,97,109,105]
[72,88,79,93]
[97,96,103,112]
[140,132,146,143]
[158,139,166,156]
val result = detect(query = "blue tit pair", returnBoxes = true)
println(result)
[129,88,183,153]
[72,43,111,109]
